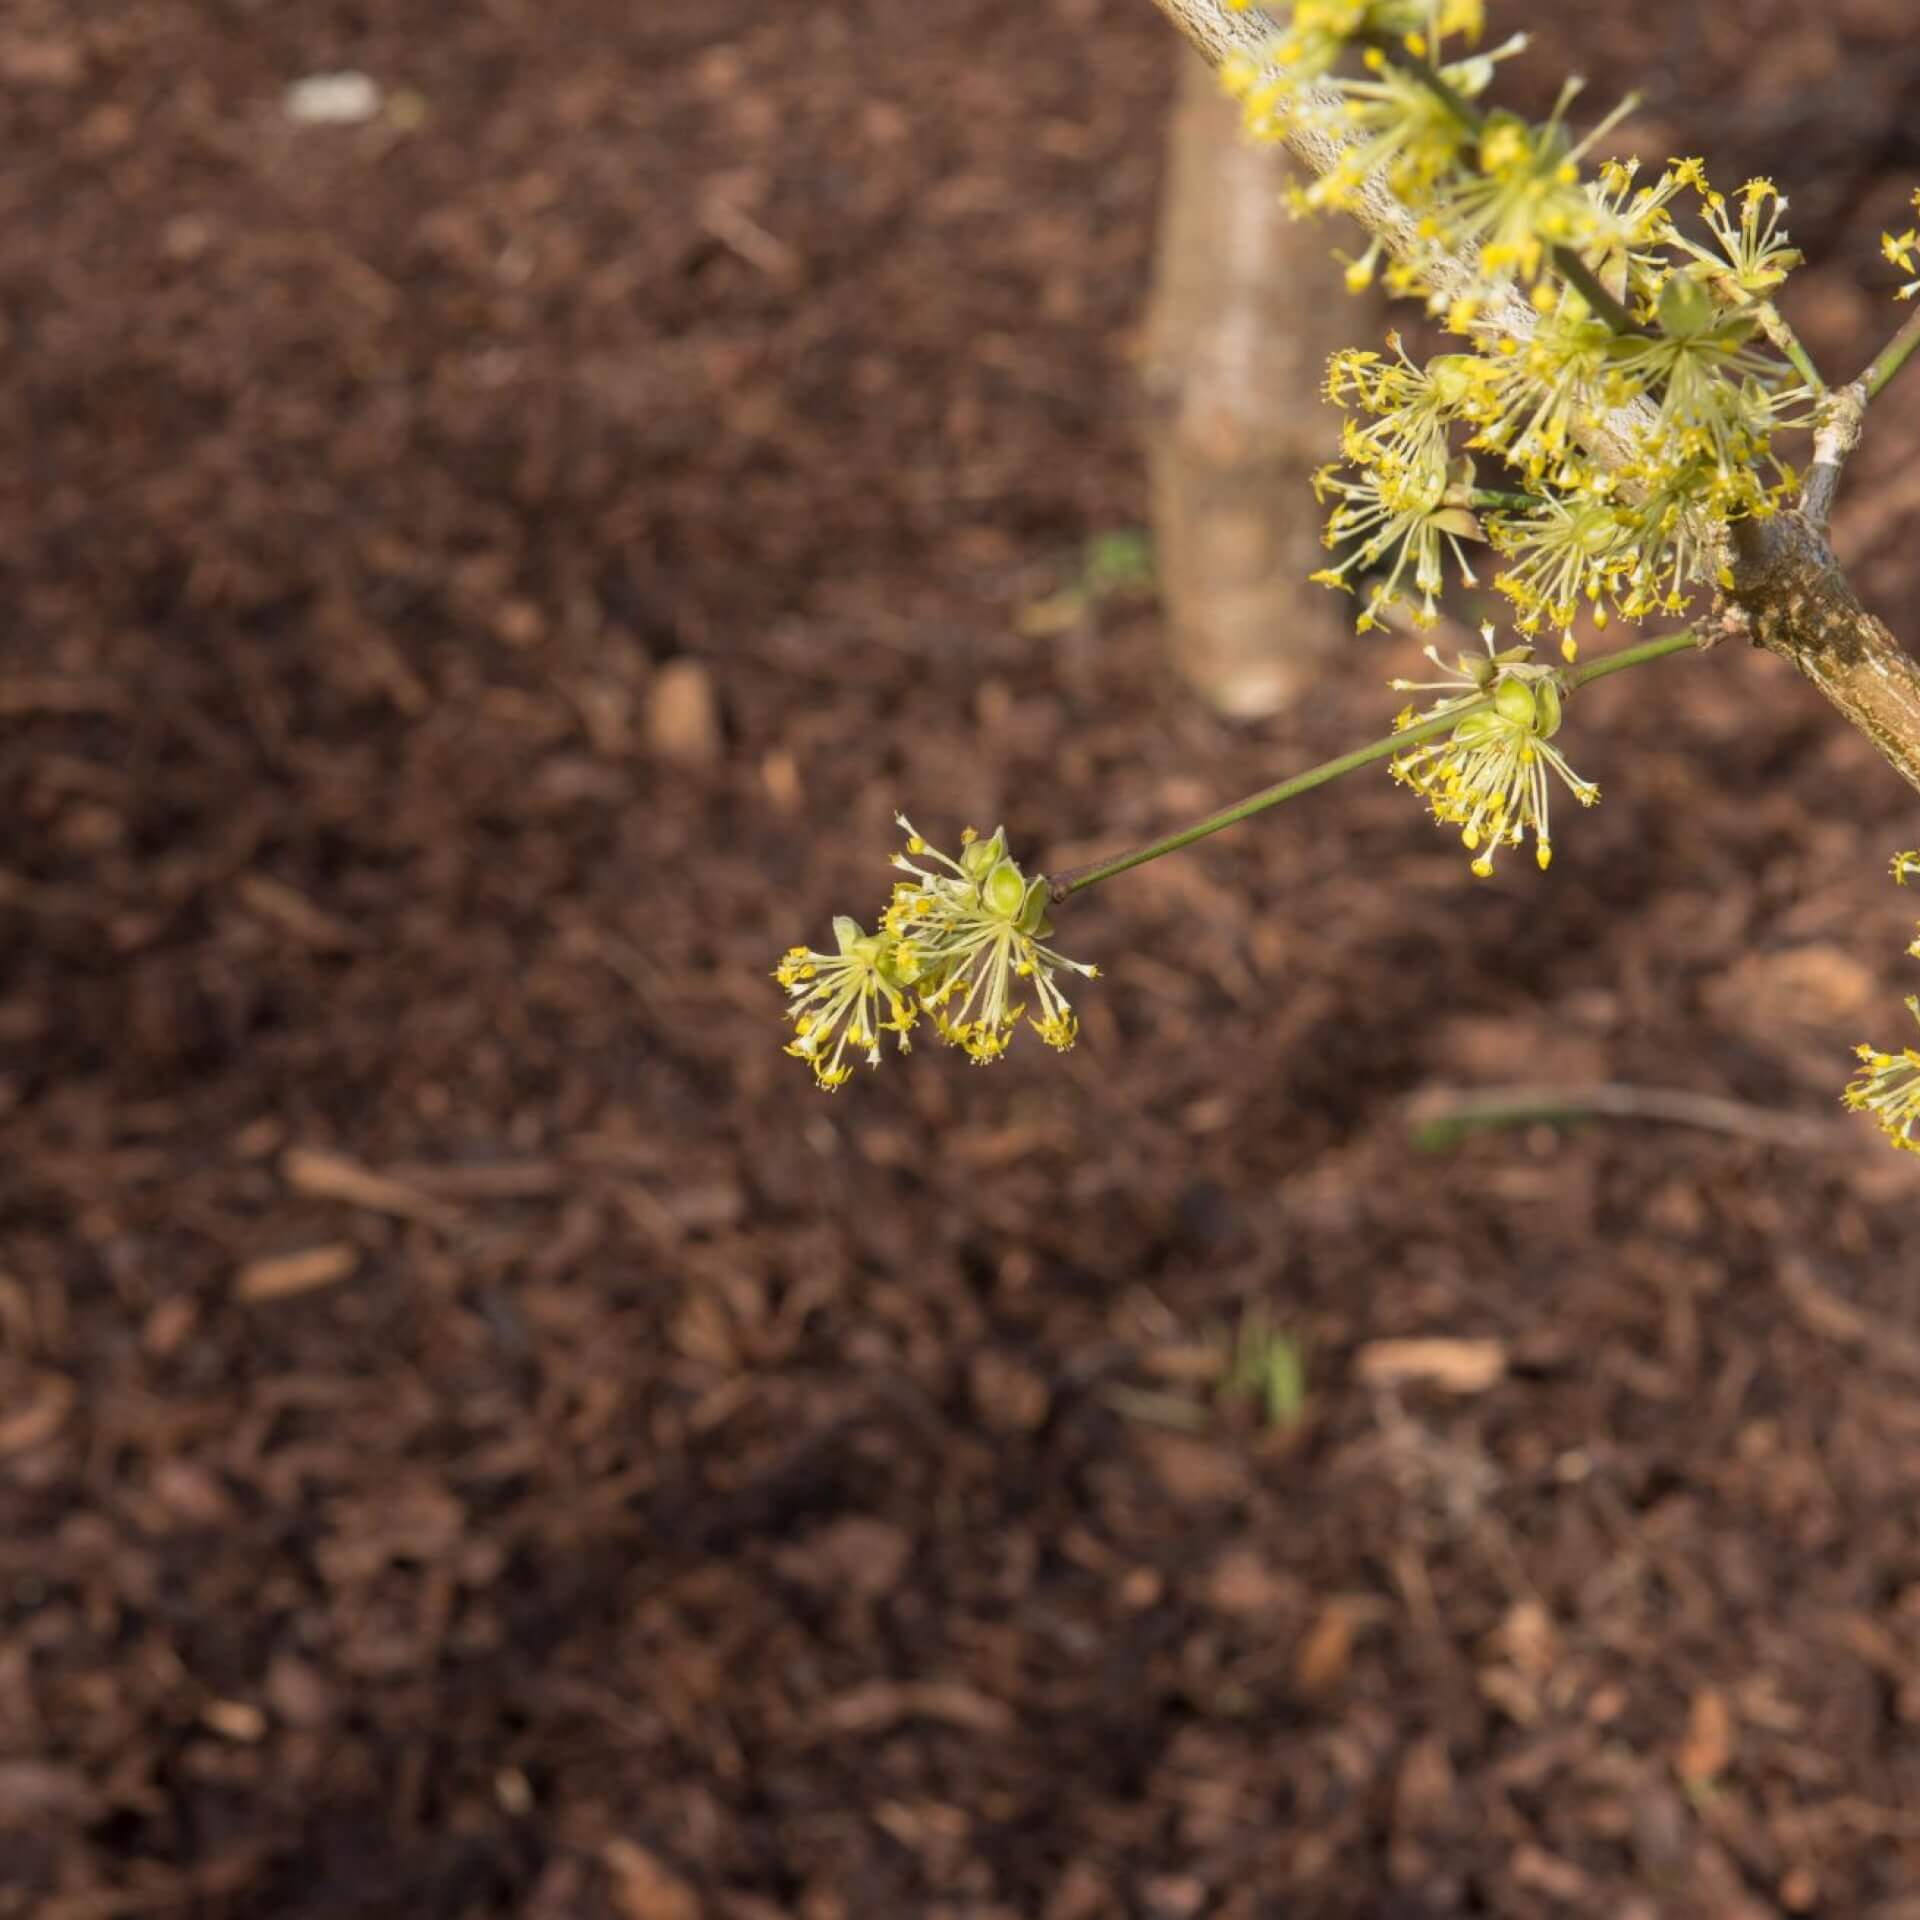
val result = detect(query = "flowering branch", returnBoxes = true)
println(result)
[1145,0,1920,802]
[1050,626,1700,898]
[774,1,1920,1137]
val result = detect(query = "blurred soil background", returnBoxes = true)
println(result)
[6,0,1920,1914]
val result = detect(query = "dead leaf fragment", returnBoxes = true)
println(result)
[0,1371,75,1456]
[236,1242,360,1302]
[202,1698,269,1743]
[236,873,364,951]
[1677,1686,1734,1783]
[813,1680,1015,1739]
[603,1839,699,1920]
[969,1348,1051,1431]
[1204,1547,1298,1618]
[1045,1860,1115,1920]
[1510,1844,1596,1903]
[1355,1338,1507,1394]
[1778,1259,1920,1378]
[265,1653,336,1729]
[281,1146,459,1228]
[1136,1430,1251,1504]
[1395,1733,1456,1831]
[0,1760,100,1826]
[645,658,722,766]
[1293,1600,1360,1697]
[773,1516,912,1599]
[152,1459,238,1526]
[0,36,85,88]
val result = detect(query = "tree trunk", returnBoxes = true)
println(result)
[1141,52,1358,718]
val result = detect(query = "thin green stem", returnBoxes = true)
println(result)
[1550,250,1641,337]
[1049,628,1700,900]
[1861,302,1920,404]
[1567,626,1701,687]
[1049,700,1480,900]
[1757,301,1826,394]
[1463,487,1546,514]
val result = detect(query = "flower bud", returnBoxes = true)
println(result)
[1533,678,1563,739]
[961,829,1006,881]
[1427,355,1483,410]
[1493,675,1539,731]
[984,858,1028,921]
[1656,272,1715,339]
[1574,507,1620,557]
[1478,113,1531,177]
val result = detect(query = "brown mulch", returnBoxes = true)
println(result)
[6,1,1920,1915]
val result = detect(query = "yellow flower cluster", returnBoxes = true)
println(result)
[1845,854,1920,1153]
[776,819,1098,1089]
[1310,345,1484,631]
[1225,4,1812,678]
[1847,1008,1920,1155]
[1389,627,1596,875]
[1884,191,1920,301]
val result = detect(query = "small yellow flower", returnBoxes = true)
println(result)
[1310,458,1481,631]
[1884,193,1920,299]
[1846,999,1920,1154]
[1670,177,1801,298]
[891,817,1098,1063]
[775,918,919,1090]
[1424,87,1633,285]
[1390,627,1597,874]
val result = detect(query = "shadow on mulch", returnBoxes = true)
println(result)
[5,1,1920,1915]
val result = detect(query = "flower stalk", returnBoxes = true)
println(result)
[1863,302,1920,404]
[1051,627,1701,899]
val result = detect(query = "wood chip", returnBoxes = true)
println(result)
[0,676,122,715]
[236,1242,360,1302]
[0,1372,75,1456]
[1778,1259,1920,1378]
[0,1760,100,1826]
[280,1146,460,1228]
[202,1699,269,1743]
[1204,1547,1299,1619]
[772,1516,913,1599]
[1354,1337,1508,1394]
[1510,1843,1596,1903]
[1394,1733,1456,1830]
[235,873,364,951]
[1293,1599,1360,1697]
[969,1349,1051,1432]
[812,1680,1015,1739]
[602,1839,700,1920]
[1676,1686,1735,1783]
[1136,1430,1252,1504]
[644,658,722,766]
[381,1159,567,1199]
